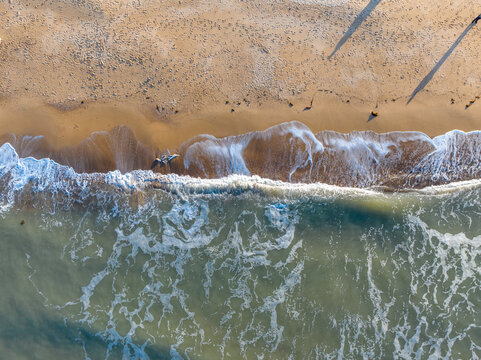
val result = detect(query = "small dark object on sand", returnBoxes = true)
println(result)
[288,102,293,107]
[465,100,475,109]
[472,15,481,24]
[451,98,455,104]
[303,98,314,111]
[151,153,180,170]
[20,220,25,226]
[367,110,379,122]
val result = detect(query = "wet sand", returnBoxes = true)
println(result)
[0,96,480,152]
[0,0,480,150]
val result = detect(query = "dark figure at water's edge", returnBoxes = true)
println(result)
[473,15,481,24]
[151,153,180,170]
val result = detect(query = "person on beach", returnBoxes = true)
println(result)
[151,153,180,170]
[473,14,481,24]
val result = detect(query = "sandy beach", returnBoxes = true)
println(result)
[0,0,480,151]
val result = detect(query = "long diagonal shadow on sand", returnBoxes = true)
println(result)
[407,22,476,104]
[328,0,382,60]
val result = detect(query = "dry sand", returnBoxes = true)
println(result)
[0,0,480,150]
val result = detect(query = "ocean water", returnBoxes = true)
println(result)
[1,123,481,359]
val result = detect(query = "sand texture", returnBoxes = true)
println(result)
[0,0,480,149]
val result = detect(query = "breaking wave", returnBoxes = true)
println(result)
[2,121,481,189]
[2,138,481,215]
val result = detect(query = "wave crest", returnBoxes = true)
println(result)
[2,121,481,189]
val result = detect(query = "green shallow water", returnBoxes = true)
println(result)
[1,184,481,359]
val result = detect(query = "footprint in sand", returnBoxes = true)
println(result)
[465,96,480,109]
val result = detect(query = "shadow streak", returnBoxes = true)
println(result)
[367,113,377,122]
[407,22,475,104]
[328,0,382,60]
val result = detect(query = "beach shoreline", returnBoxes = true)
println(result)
[0,0,480,150]
[0,94,480,151]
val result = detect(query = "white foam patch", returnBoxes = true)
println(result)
[2,137,481,218]
[161,198,220,249]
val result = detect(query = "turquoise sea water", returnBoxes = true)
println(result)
[1,135,481,359]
